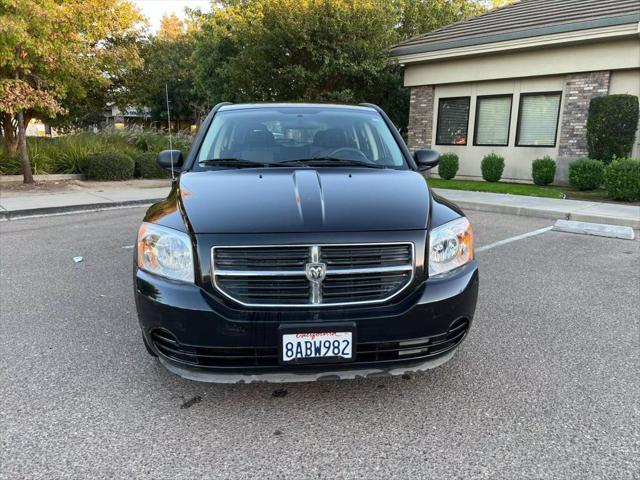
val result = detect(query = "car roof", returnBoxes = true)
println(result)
[218,103,377,112]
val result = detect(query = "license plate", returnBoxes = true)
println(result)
[281,331,353,363]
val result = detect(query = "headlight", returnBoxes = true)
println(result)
[137,223,194,283]
[428,217,473,277]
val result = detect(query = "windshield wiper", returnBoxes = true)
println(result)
[277,157,386,169]
[200,158,285,168]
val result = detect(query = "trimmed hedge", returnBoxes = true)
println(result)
[481,153,505,182]
[531,156,556,186]
[587,94,639,164]
[604,158,640,201]
[85,152,134,181]
[568,157,604,191]
[134,152,171,179]
[438,153,459,180]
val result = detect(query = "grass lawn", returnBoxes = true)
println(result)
[427,178,612,202]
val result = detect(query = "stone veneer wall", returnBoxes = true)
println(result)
[407,85,435,150]
[556,71,611,181]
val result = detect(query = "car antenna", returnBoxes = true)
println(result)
[165,83,175,181]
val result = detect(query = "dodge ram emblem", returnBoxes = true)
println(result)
[305,262,327,283]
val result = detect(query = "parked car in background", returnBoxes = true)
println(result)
[134,103,478,383]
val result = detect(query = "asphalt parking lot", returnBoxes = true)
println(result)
[1,207,638,479]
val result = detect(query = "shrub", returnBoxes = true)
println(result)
[438,153,459,180]
[481,153,505,182]
[0,129,193,177]
[604,158,640,201]
[587,94,639,164]
[568,157,604,191]
[84,152,134,181]
[134,152,171,179]
[0,146,21,175]
[531,156,556,186]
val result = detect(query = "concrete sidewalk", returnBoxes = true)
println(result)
[0,180,638,228]
[432,189,640,229]
[0,180,171,219]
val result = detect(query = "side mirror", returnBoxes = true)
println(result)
[157,150,184,172]
[414,149,440,171]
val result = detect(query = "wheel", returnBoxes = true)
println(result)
[142,332,157,357]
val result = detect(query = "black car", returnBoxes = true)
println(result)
[134,103,478,383]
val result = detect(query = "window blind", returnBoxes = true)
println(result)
[517,94,561,146]
[475,96,512,145]
[436,98,470,145]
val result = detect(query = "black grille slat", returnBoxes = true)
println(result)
[216,274,310,304]
[215,247,309,272]
[322,245,412,269]
[322,271,410,303]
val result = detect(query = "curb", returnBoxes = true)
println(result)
[0,174,84,184]
[451,200,640,229]
[0,198,163,221]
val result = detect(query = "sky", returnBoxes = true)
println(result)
[133,0,212,31]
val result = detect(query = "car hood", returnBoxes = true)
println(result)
[173,168,430,234]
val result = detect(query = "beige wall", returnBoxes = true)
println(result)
[430,76,566,182]
[406,37,640,181]
[404,39,640,87]
[609,69,640,158]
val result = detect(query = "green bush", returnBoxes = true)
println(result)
[568,157,604,191]
[604,158,640,201]
[84,152,134,181]
[481,153,505,182]
[134,152,171,179]
[438,153,459,180]
[587,94,639,164]
[1,128,193,177]
[531,156,556,186]
[0,144,21,175]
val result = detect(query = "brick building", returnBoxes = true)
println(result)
[390,0,640,183]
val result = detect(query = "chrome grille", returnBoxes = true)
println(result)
[212,243,414,307]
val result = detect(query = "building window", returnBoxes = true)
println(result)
[516,92,562,147]
[436,97,470,146]
[474,95,512,146]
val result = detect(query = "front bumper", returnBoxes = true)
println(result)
[135,261,478,383]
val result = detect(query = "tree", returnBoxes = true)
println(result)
[0,0,143,183]
[158,13,188,40]
[488,0,515,8]
[394,0,485,40]
[192,0,484,131]
[122,13,206,130]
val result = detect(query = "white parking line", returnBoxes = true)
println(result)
[476,226,554,253]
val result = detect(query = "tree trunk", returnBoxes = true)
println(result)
[1,113,18,155]
[16,110,33,184]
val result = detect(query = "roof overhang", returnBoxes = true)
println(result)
[391,13,640,65]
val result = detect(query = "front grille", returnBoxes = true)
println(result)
[216,275,310,305]
[213,247,309,272]
[150,318,469,369]
[322,271,412,303]
[322,245,412,268]
[212,243,414,307]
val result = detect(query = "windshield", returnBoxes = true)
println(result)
[195,106,407,168]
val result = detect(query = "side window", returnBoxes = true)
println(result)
[516,92,562,147]
[474,95,512,146]
[436,97,470,146]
